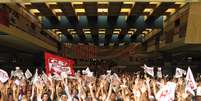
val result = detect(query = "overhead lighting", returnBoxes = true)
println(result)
[23,3,31,5]
[128,31,134,35]
[67,29,74,32]
[163,15,167,21]
[83,29,90,31]
[149,2,161,7]
[98,8,108,13]
[142,31,149,35]
[129,28,137,32]
[175,2,186,7]
[99,28,106,31]
[143,8,154,15]
[52,9,62,13]
[146,28,152,32]
[99,31,105,34]
[98,2,109,4]
[166,8,176,15]
[113,31,120,34]
[72,2,83,5]
[114,28,121,31]
[144,15,148,21]
[38,16,42,21]
[120,8,131,14]
[56,31,61,35]
[29,9,40,15]
[46,2,57,5]
[123,2,135,5]
[70,31,76,34]
[75,8,85,13]
[119,43,125,46]
[84,31,91,34]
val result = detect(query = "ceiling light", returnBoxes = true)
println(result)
[143,8,154,15]
[56,31,61,35]
[23,3,31,5]
[84,31,91,34]
[114,28,121,31]
[98,2,109,4]
[163,15,167,21]
[75,8,85,13]
[99,31,105,34]
[70,31,76,34]
[149,2,161,7]
[129,28,137,32]
[175,2,186,7]
[113,31,120,34]
[146,28,152,32]
[166,8,176,15]
[46,2,57,5]
[119,43,125,46]
[120,8,131,14]
[142,31,149,35]
[52,9,62,13]
[67,29,74,32]
[128,31,134,35]
[144,15,148,21]
[123,2,135,5]
[29,9,40,15]
[98,8,108,13]
[38,16,42,21]
[99,28,106,31]
[72,2,83,5]
[83,29,90,31]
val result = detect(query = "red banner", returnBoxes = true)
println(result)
[45,52,75,76]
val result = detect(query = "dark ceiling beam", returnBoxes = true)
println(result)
[145,2,175,24]
[60,29,74,42]
[105,2,122,46]
[31,3,59,24]
[127,2,149,25]
[84,2,98,45]
[57,2,79,26]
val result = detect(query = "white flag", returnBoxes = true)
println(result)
[142,64,154,77]
[185,67,197,95]
[32,69,38,84]
[175,68,186,78]
[157,67,162,78]
[0,69,9,83]
[25,69,32,79]
[156,82,176,101]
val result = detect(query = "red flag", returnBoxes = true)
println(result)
[44,52,75,76]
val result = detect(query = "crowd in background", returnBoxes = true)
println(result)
[0,66,201,101]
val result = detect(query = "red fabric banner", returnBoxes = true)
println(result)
[44,52,75,76]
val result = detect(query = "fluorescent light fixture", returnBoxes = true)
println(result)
[146,28,152,32]
[72,2,83,5]
[113,31,120,34]
[67,29,74,32]
[98,8,108,13]
[129,28,137,32]
[84,31,91,34]
[75,8,85,13]
[23,3,31,5]
[128,31,134,35]
[29,9,40,15]
[53,9,62,13]
[83,28,90,31]
[142,31,149,35]
[114,28,121,31]
[119,43,125,46]
[165,8,176,15]
[98,2,109,4]
[120,8,131,14]
[143,8,154,15]
[123,2,135,5]
[163,15,167,21]
[46,2,57,5]
[175,2,186,7]
[70,31,76,34]
[149,2,161,7]
[99,28,106,31]
[38,16,42,21]
[99,31,105,34]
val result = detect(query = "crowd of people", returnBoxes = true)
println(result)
[0,66,201,101]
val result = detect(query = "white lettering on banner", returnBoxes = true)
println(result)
[0,69,9,83]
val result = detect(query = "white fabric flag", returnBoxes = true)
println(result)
[175,68,186,78]
[185,67,197,95]
[32,69,38,84]
[0,69,9,83]
[157,67,162,78]
[142,64,154,77]
[156,82,176,101]
[25,69,32,79]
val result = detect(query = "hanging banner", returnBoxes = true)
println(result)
[45,52,75,76]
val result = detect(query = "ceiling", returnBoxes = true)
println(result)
[20,2,186,47]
